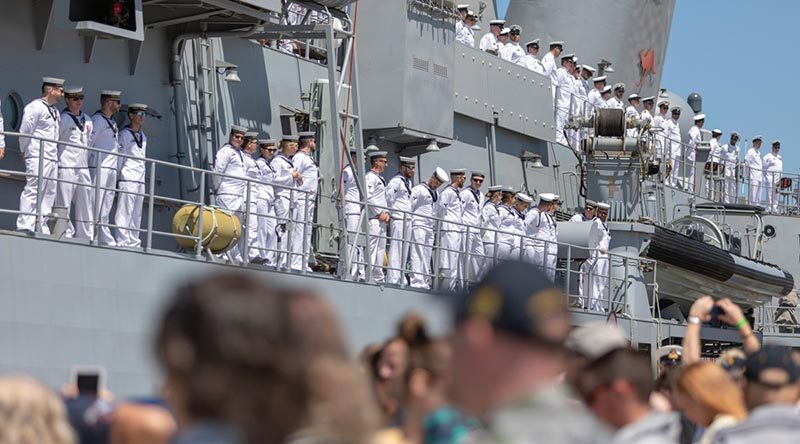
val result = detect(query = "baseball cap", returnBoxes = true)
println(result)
[744,345,800,387]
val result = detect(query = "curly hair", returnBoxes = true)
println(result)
[0,375,75,444]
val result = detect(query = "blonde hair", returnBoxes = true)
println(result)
[0,375,75,444]
[676,363,748,420]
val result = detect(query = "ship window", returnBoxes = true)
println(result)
[2,91,23,130]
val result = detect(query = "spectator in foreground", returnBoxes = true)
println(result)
[110,402,176,444]
[674,362,747,444]
[0,375,75,444]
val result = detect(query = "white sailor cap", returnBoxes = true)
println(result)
[64,86,84,96]
[539,192,556,203]
[488,185,503,192]
[229,124,248,134]
[627,93,640,101]
[42,77,65,87]
[101,90,122,99]
[456,4,469,10]
[516,193,533,204]
[128,103,148,113]
[368,150,388,159]
[642,96,656,103]
[753,135,763,141]
[658,99,670,107]
[499,27,510,35]
[489,19,506,26]
[613,82,625,91]
[434,167,449,183]
[730,131,740,138]
[711,128,722,135]
[670,106,681,113]
[585,199,597,208]
[501,186,515,193]
[592,75,607,83]
[549,41,564,47]
[772,140,781,146]
[471,170,486,177]
[601,85,612,94]
[525,39,540,48]
[581,65,596,73]
[258,139,278,146]
[282,134,300,142]
[596,202,610,210]
[298,131,316,140]
[693,114,706,121]
[244,131,259,139]
[467,10,476,17]
[560,53,575,61]
[553,194,561,201]
[449,168,467,176]
[510,25,521,33]
[399,156,416,165]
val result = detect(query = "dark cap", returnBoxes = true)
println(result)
[657,345,682,366]
[453,260,569,344]
[744,345,800,387]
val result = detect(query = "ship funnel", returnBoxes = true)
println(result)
[687,93,702,113]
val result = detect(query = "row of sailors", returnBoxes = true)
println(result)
[12,77,150,247]
[340,154,612,305]
[213,125,319,271]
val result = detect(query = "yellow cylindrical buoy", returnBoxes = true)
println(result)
[172,205,242,254]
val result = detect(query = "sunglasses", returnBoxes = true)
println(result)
[232,134,244,139]
[131,111,146,117]
[473,178,484,183]
[68,96,85,101]
[510,31,520,36]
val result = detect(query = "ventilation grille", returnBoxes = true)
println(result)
[412,57,429,72]
[433,63,448,78]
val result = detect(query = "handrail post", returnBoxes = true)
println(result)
[463,226,471,287]
[243,180,252,265]
[565,244,572,297]
[301,191,309,273]
[432,217,442,290]
[285,188,294,270]
[363,201,373,282]
[145,161,156,252]
[92,150,102,245]
[400,211,409,288]
[195,172,206,258]
[35,139,45,234]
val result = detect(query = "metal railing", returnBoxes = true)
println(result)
[758,303,800,336]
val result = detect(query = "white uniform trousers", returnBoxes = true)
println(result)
[545,243,558,282]
[748,173,762,206]
[114,181,144,247]
[440,230,463,291]
[764,172,780,213]
[387,218,411,285]
[685,152,696,192]
[368,219,387,283]
[482,241,497,275]
[496,241,515,261]
[256,199,276,265]
[409,226,433,289]
[576,259,591,308]
[524,242,546,269]
[216,194,244,263]
[56,167,94,240]
[589,253,609,312]
[555,108,569,146]
[341,214,365,281]
[92,167,118,246]
[243,198,259,263]
[290,196,315,271]
[462,227,485,284]
[17,158,58,234]
[668,153,682,188]
[724,169,737,204]
[273,196,292,269]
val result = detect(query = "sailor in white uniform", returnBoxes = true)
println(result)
[511,193,532,260]
[686,113,705,191]
[290,131,319,271]
[666,107,683,187]
[239,132,262,262]
[554,54,578,146]
[720,132,740,204]
[498,25,525,66]
[541,41,564,91]
[706,129,724,200]
[580,202,611,311]
[762,140,783,213]
[256,139,278,265]
[587,76,606,113]
[212,125,248,262]
[438,168,467,291]
[524,193,558,280]
[386,156,416,285]
[89,90,123,245]
[409,168,448,289]
[640,96,655,123]
[569,200,596,222]
[606,83,625,110]
[495,187,518,260]
[651,99,670,164]
[364,151,390,283]
[481,185,504,269]
[17,77,64,234]
[271,134,303,269]
[460,170,486,283]
[745,135,764,206]
[455,4,468,37]
[523,40,544,74]
[56,86,94,240]
[625,94,641,137]
[479,19,505,54]
[455,8,476,47]
[114,104,148,248]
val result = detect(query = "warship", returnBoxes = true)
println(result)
[0,0,797,397]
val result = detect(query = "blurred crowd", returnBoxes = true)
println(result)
[0,261,799,444]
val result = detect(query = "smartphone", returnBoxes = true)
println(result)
[70,366,106,395]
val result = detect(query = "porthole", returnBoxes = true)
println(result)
[2,91,23,130]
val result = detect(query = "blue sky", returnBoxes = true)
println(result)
[497,0,798,173]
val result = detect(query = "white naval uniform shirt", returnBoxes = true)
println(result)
[271,153,297,202]
[118,126,147,183]
[687,125,702,156]
[497,205,517,245]
[342,164,361,215]
[499,42,525,66]
[709,138,723,163]
[762,152,783,177]
[667,119,682,158]
[569,213,591,222]
[293,150,319,198]
[410,183,437,229]
[20,98,60,161]
[365,170,387,218]
[482,201,501,243]
[213,144,246,196]
[58,111,93,168]
[625,105,640,120]
[721,143,739,176]
[460,186,484,228]
[255,157,275,203]
[479,32,498,52]
[90,111,120,169]
[524,54,545,74]
[455,21,474,47]
[589,218,610,253]
[606,96,624,110]
[541,52,557,84]
[386,173,413,220]
[745,148,762,175]
[587,88,603,112]
[437,185,465,232]
[555,67,579,110]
